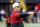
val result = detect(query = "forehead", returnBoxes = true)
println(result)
[17,5,21,7]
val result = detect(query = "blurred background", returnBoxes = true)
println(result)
[0,0,40,27]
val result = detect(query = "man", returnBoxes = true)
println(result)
[34,4,40,23]
[0,9,7,27]
[10,2,34,27]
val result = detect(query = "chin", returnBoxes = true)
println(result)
[17,11,20,12]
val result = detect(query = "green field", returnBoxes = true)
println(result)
[23,21,40,27]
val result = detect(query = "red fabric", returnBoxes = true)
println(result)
[36,4,40,12]
[6,14,9,18]
[10,11,23,24]
[6,14,10,23]
[7,21,10,23]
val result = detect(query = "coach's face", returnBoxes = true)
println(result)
[15,5,21,12]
